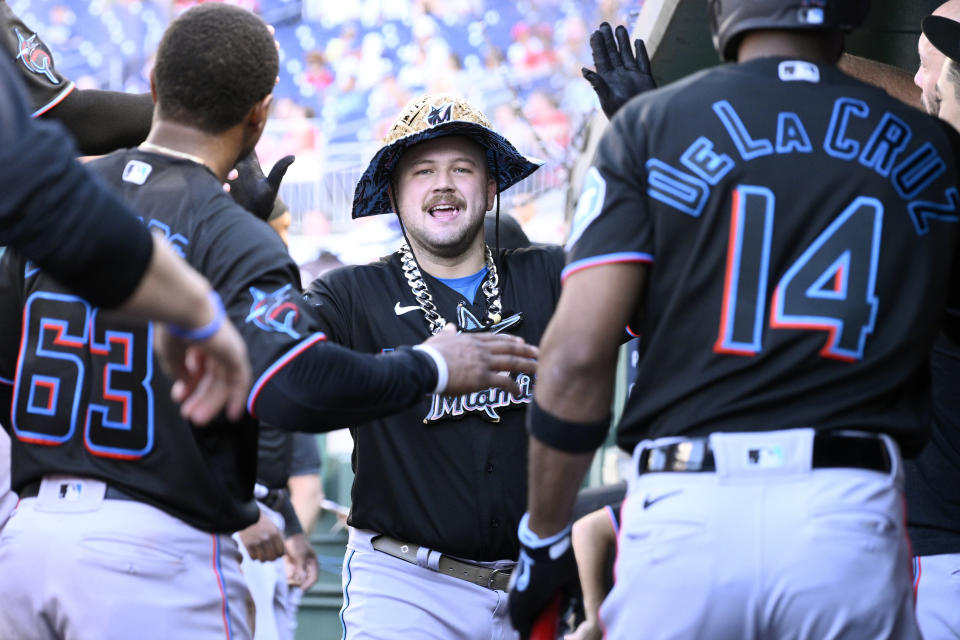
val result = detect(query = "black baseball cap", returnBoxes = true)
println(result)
[923,15,960,63]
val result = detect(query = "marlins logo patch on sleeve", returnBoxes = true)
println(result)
[566,166,606,250]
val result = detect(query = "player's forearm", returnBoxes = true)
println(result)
[47,90,153,156]
[288,474,324,536]
[838,53,921,109]
[249,342,437,430]
[572,511,615,621]
[527,438,594,538]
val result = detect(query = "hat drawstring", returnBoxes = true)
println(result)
[492,155,501,282]
[390,180,420,269]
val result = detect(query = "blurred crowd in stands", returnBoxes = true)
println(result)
[11,0,642,249]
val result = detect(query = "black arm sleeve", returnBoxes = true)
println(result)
[256,423,294,489]
[47,90,153,156]
[251,341,438,432]
[0,58,153,308]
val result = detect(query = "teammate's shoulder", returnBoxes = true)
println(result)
[500,243,565,277]
[618,65,717,112]
[86,149,133,172]
[309,253,398,291]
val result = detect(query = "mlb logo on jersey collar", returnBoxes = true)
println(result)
[123,160,153,185]
[778,60,820,83]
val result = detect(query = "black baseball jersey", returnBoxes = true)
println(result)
[0,57,153,307]
[0,1,73,116]
[0,149,311,532]
[0,149,440,533]
[904,334,960,555]
[567,58,960,455]
[305,246,564,561]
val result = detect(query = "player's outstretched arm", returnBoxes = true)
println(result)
[510,262,646,638]
[581,22,657,119]
[566,507,618,640]
[418,324,538,396]
[248,327,537,430]
[46,90,154,156]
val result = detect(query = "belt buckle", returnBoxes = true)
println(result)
[486,567,510,589]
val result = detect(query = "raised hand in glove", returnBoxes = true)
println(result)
[581,22,656,119]
[508,513,579,639]
[226,152,295,221]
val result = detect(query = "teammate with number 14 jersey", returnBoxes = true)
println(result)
[576,56,960,456]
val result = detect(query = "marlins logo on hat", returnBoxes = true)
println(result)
[351,94,542,218]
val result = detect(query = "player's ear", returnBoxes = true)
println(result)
[247,93,273,137]
[486,176,496,211]
[149,70,158,104]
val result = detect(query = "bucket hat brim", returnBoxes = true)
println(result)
[351,96,542,219]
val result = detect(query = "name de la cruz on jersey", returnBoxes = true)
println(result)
[424,373,534,423]
[648,96,958,234]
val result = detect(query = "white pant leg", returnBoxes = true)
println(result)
[601,431,921,640]
[236,503,292,640]
[0,478,252,640]
[339,528,516,640]
[0,429,14,530]
[915,553,960,640]
[285,586,304,640]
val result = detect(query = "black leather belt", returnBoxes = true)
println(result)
[371,535,512,591]
[19,480,138,501]
[638,431,891,474]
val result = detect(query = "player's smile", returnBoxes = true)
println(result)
[425,196,466,222]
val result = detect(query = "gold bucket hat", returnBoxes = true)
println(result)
[351,94,542,218]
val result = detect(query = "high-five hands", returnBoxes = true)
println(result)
[226,152,295,221]
[421,324,538,396]
[581,22,657,119]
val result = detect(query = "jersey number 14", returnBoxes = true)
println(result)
[715,186,882,362]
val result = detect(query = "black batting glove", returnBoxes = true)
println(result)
[508,513,578,639]
[581,22,656,119]
[227,151,295,221]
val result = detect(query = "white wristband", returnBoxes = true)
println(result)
[413,344,449,394]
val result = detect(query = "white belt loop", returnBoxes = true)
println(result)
[415,545,429,568]
[413,545,443,571]
[427,549,442,571]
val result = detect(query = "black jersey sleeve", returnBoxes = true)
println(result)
[44,90,153,156]
[256,423,294,489]
[0,1,74,116]
[563,105,655,282]
[0,59,153,308]
[0,248,23,390]
[249,339,439,431]
[300,268,351,343]
[190,207,439,430]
